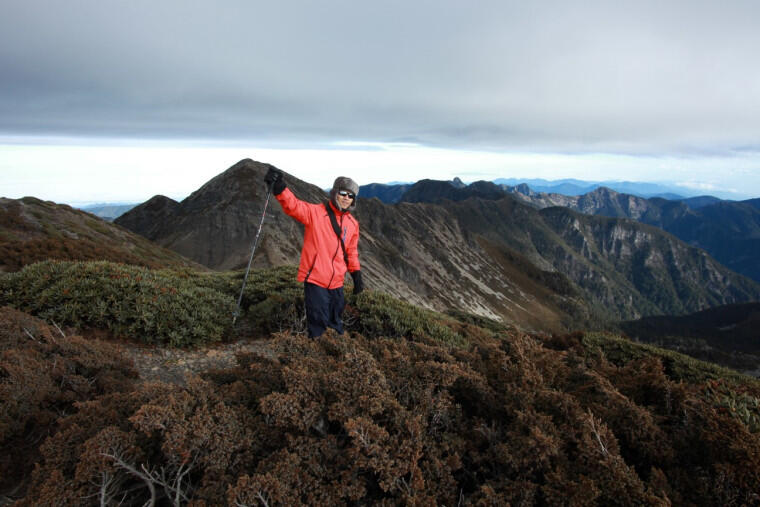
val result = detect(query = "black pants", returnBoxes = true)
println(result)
[304,282,345,338]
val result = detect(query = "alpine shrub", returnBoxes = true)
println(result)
[238,266,306,335]
[7,315,760,504]
[167,265,308,336]
[0,260,234,346]
[0,307,136,497]
[349,290,466,346]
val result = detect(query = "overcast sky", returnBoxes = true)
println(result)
[2,0,760,203]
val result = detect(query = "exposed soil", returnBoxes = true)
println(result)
[115,338,276,385]
[79,327,278,385]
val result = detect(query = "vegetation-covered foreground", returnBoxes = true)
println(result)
[2,261,760,505]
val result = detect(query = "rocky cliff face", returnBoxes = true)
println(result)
[354,198,588,332]
[509,185,693,222]
[441,197,760,322]
[116,160,760,330]
[538,208,758,317]
[511,186,760,283]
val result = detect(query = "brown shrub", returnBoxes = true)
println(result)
[0,237,162,272]
[0,306,136,500]
[6,311,760,504]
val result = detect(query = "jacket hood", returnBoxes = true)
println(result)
[330,176,359,212]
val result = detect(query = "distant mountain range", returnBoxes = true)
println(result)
[361,177,740,201]
[361,179,760,284]
[492,178,733,200]
[359,178,730,203]
[508,186,760,284]
[80,203,137,221]
[113,159,760,332]
[356,182,412,204]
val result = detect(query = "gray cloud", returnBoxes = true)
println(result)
[2,0,760,155]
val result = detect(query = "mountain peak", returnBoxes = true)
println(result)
[184,159,276,207]
[144,194,178,207]
[185,159,328,210]
[115,195,179,241]
[116,159,327,270]
[588,186,619,197]
[452,177,466,188]
[400,179,507,204]
[514,183,535,196]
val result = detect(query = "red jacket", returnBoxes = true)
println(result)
[276,188,361,289]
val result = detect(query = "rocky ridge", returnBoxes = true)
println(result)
[509,186,760,282]
[115,160,760,331]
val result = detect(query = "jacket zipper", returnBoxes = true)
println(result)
[304,254,317,284]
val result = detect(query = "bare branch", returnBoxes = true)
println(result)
[52,320,66,338]
[101,452,157,507]
[133,455,196,507]
[23,328,39,342]
[586,409,609,456]
[256,491,271,507]
[233,488,270,507]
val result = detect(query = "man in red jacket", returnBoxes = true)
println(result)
[265,167,364,338]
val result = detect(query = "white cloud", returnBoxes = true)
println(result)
[2,139,758,204]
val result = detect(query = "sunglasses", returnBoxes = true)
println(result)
[338,190,355,199]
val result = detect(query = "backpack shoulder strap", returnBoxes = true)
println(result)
[324,202,350,268]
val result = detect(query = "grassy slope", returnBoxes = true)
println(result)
[0,197,204,272]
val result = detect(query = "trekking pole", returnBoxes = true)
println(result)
[232,181,274,326]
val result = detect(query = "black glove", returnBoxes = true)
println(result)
[350,270,364,295]
[264,167,286,195]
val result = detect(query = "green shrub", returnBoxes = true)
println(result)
[0,260,507,348]
[0,260,234,346]
[158,265,307,336]
[185,265,470,344]
[445,308,510,334]
[580,331,752,384]
[703,380,760,433]
[237,266,306,335]
[350,291,466,346]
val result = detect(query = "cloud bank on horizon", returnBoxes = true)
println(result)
[1,0,760,201]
